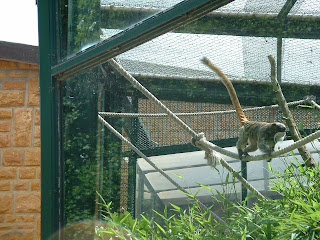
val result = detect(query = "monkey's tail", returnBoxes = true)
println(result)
[201,57,248,125]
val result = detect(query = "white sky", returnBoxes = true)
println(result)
[0,0,38,46]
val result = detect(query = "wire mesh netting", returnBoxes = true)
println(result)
[100,0,320,85]
[289,0,320,16]
[112,99,319,152]
[97,0,320,215]
[282,38,320,85]
[100,0,320,16]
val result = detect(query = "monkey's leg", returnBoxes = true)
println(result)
[242,140,258,162]
[258,140,273,162]
[236,127,249,160]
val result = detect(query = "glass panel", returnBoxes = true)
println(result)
[61,64,138,225]
[58,0,186,60]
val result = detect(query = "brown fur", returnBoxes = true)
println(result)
[201,57,286,160]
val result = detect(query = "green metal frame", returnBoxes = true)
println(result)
[38,0,60,239]
[39,0,235,239]
[52,0,234,80]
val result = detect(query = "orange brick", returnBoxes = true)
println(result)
[31,64,39,70]
[31,181,40,191]
[0,60,18,68]
[34,108,40,125]
[18,62,33,69]
[25,148,40,166]
[0,120,11,132]
[19,230,34,240]
[2,80,26,90]
[13,108,32,147]
[0,230,34,240]
[3,149,23,166]
[0,92,25,107]
[13,180,29,191]
[7,214,35,223]
[28,70,39,77]
[28,93,40,106]
[0,193,13,213]
[34,125,40,138]
[8,69,28,78]
[0,181,10,191]
[28,78,39,106]
[19,167,36,179]
[16,224,34,229]
[36,167,40,179]
[34,138,40,147]
[35,215,40,240]
[0,168,16,180]
[0,134,11,147]
[0,70,7,78]
[0,224,14,230]
[16,192,40,213]
[0,215,4,223]
[0,109,12,118]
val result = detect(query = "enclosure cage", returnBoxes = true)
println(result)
[39,0,320,239]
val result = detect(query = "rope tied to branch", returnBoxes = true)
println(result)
[192,132,222,167]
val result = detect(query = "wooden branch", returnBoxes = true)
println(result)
[308,98,320,112]
[268,55,316,168]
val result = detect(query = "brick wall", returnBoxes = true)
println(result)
[0,59,40,240]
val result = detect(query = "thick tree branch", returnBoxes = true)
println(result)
[268,55,316,168]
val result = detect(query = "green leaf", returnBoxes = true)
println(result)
[172,173,183,179]
[155,222,166,235]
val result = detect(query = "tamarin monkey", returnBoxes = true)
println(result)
[201,57,286,161]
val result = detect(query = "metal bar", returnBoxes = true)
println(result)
[241,161,247,202]
[278,0,298,19]
[52,0,234,80]
[176,14,320,39]
[38,0,60,239]
[277,37,283,84]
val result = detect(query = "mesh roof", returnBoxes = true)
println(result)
[289,0,320,16]
[102,29,320,85]
[101,0,320,16]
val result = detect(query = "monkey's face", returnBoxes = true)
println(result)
[271,122,286,132]
[274,131,286,142]
[271,123,286,142]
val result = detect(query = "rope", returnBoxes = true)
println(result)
[109,59,198,138]
[196,130,320,161]
[99,99,307,118]
[108,58,266,200]
[309,99,320,112]
[98,115,227,225]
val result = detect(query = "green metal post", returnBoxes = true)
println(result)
[38,0,60,239]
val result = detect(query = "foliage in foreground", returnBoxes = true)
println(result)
[97,160,320,240]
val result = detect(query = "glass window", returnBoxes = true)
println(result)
[58,0,186,60]
[61,63,140,225]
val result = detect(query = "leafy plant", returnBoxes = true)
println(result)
[97,157,320,240]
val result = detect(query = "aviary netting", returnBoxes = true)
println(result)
[98,58,320,222]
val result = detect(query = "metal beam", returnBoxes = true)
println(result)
[278,0,298,19]
[38,0,60,239]
[52,0,235,80]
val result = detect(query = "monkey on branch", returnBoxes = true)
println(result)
[202,57,286,162]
